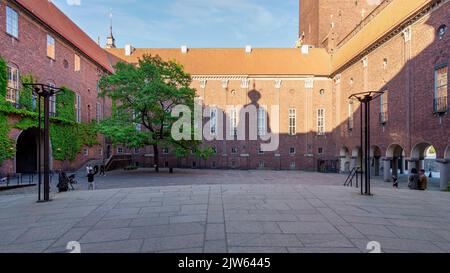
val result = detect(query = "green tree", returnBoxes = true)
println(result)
[98,55,210,172]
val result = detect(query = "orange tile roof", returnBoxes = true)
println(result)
[332,0,432,73]
[15,0,113,73]
[106,48,331,76]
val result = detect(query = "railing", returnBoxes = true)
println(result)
[379,111,388,125]
[344,167,360,188]
[434,96,448,115]
[0,173,42,188]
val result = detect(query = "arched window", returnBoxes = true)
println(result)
[438,24,447,40]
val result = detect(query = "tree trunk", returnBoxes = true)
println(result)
[153,144,159,173]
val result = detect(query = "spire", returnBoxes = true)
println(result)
[106,9,116,49]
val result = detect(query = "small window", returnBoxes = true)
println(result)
[117,147,124,154]
[99,149,103,156]
[317,109,325,136]
[162,148,169,155]
[289,108,297,136]
[47,35,55,59]
[258,148,265,155]
[48,82,57,117]
[134,148,140,154]
[318,148,324,155]
[231,147,238,154]
[6,6,18,38]
[212,146,217,154]
[96,102,102,122]
[74,54,81,72]
[319,89,325,96]
[258,107,267,136]
[6,65,19,103]
[438,25,447,40]
[63,60,69,69]
[289,147,296,155]
[83,148,89,156]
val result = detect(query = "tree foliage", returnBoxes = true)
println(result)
[98,55,211,171]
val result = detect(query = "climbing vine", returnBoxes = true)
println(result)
[0,113,15,165]
[0,56,6,99]
[18,74,37,112]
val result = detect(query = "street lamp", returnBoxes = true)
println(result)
[23,83,62,202]
[349,91,384,196]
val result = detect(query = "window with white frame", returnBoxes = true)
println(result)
[6,65,19,103]
[75,93,81,122]
[231,147,238,154]
[6,6,18,38]
[83,148,89,156]
[96,102,102,122]
[258,107,266,136]
[317,109,325,136]
[162,148,169,155]
[230,107,238,136]
[289,147,296,155]
[47,35,55,59]
[288,108,296,136]
[435,64,448,113]
[210,108,218,135]
[47,82,56,116]
[117,147,124,154]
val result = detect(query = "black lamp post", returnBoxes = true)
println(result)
[349,91,384,196]
[23,83,61,202]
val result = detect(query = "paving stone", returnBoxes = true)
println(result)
[80,228,132,243]
[206,224,226,241]
[92,219,132,230]
[81,239,143,253]
[296,234,355,248]
[288,247,361,253]
[352,224,398,238]
[130,223,205,239]
[14,224,74,244]
[227,234,303,247]
[129,217,170,227]
[204,240,227,253]
[0,240,54,253]
[141,234,204,252]
[278,222,339,234]
[228,247,288,253]
[226,221,282,234]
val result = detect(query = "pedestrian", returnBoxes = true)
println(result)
[87,167,99,191]
[408,168,420,190]
[100,165,106,176]
[419,169,429,191]
[392,175,399,189]
[86,164,93,175]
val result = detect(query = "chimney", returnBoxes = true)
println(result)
[181,45,188,54]
[125,44,135,56]
[245,45,252,54]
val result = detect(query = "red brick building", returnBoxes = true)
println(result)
[1,0,449,189]
[0,0,114,175]
[108,0,450,189]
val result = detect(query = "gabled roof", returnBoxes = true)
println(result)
[15,0,113,73]
[106,48,331,76]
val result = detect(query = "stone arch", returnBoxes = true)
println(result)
[371,145,382,176]
[411,142,435,160]
[386,144,404,158]
[384,144,405,182]
[339,147,351,173]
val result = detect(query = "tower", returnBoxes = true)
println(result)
[106,9,116,49]
[299,0,382,51]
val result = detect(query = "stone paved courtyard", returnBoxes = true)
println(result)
[0,170,450,253]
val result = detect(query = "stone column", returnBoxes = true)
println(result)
[383,158,391,182]
[400,158,406,175]
[350,157,357,170]
[392,157,399,177]
[438,159,450,191]
[374,157,380,176]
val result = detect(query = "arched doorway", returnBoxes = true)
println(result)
[384,144,405,182]
[340,147,351,173]
[371,146,382,176]
[16,128,40,173]
[411,142,437,174]
[352,146,362,170]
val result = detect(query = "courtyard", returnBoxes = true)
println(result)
[0,170,449,253]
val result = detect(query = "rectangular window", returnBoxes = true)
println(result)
[75,94,81,123]
[83,148,89,156]
[162,148,169,155]
[258,107,266,136]
[288,108,296,136]
[134,148,140,154]
[96,102,102,122]
[435,65,448,113]
[74,54,81,72]
[230,107,238,136]
[318,147,324,155]
[289,147,296,155]
[48,82,56,116]
[348,101,354,130]
[380,91,388,124]
[210,108,218,135]
[47,35,55,59]
[317,109,325,136]
[117,147,124,154]
[231,147,238,154]
[6,6,18,38]
[6,65,19,103]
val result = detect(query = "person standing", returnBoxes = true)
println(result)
[419,169,429,191]
[87,167,99,191]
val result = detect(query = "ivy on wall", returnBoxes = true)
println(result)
[0,56,7,99]
[0,59,100,165]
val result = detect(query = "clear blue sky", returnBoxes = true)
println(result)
[53,0,299,48]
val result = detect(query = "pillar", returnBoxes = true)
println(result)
[374,157,380,176]
[438,160,450,191]
[383,158,391,182]
[400,157,406,175]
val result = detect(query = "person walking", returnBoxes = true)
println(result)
[419,169,429,191]
[392,175,399,189]
[87,166,99,191]
[408,168,420,190]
